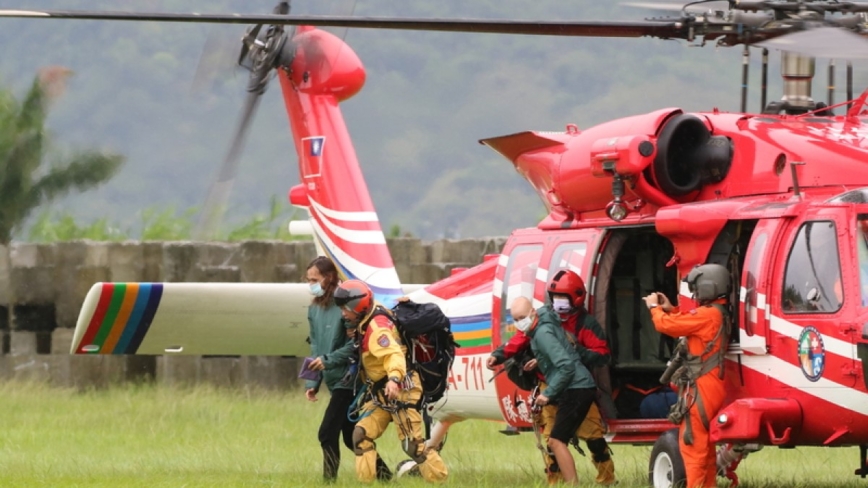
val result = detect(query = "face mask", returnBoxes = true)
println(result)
[552,297,572,314]
[309,282,324,297]
[515,316,533,333]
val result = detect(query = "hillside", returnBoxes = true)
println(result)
[0,0,842,239]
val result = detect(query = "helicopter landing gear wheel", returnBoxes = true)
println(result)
[649,428,686,488]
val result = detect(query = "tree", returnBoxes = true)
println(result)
[0,67,124,244]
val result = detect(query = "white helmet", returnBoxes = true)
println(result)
[684,264,730,302]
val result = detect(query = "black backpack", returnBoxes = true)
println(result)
[386,300,459,405]
[503,347,538,392]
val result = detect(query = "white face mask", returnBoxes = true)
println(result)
[514,314,534,333]
[309,282,324,297]
[552,297,572,314]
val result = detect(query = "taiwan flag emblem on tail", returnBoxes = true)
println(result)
[302,136,325,178]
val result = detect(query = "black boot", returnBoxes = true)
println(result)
[323,447,339,482]
[376,455,393,481]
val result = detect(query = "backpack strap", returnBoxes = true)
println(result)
[363,305,392,334]
[709,302,731,380]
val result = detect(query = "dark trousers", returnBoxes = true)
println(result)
[319,388,356,480]
[550,387,597,443]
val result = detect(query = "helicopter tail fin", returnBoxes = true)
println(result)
[279,26,403,303]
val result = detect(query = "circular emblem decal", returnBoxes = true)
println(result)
[798,326,825,382]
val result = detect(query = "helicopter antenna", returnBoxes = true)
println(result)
[828,59,835,108]
[791,160,805,199]
[741,45,749,113]
[761,48,768,113]
[848,62,854,112]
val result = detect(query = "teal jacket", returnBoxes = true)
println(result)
[527,306,595,401]
[305,300,357,392]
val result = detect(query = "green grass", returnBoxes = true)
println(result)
[0,381,863,487]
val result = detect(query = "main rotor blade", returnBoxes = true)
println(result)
[621,2,723,14]
[757,27,868,59]
[191,27,242,93]
[320,0,357,41]
[193,89,263,240]
[0,10,684,39]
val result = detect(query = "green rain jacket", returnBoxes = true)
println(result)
[305,300,357,393]
[527,306,595,401]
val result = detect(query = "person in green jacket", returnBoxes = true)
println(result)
[303,256,391,481]
[512,296,597,486]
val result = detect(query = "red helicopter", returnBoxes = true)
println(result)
[7,1,868,486]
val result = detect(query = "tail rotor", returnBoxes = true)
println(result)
[193,1,295,240]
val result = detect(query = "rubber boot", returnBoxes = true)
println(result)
[323,447,339,482]
[375,455,393,481]
[593,458,616,486]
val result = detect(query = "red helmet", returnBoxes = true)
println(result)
[548,269,586,308]
[334,279,374,316]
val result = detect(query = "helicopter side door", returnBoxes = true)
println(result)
[491,228,603,428]
[738,218,785,355]
[768,209,856,389]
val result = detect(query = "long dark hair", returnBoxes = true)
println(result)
[307,256,339,308]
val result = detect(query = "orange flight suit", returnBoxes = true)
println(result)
[650,299,726,488]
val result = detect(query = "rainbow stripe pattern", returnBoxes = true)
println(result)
[76,283,163,354]
[450,313,491,348]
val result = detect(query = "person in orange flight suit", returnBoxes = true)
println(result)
[334,280,448,484]
[644,263,731,488]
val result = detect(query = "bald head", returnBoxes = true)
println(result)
[510,296,533,321]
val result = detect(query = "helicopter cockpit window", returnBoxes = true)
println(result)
[827,188,868,204]
[782,221,843,314]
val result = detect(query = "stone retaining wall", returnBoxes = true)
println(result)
[0,237,505,389]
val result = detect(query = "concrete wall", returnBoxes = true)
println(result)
[0,237,505,389]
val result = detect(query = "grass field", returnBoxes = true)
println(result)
[0,381,864,487]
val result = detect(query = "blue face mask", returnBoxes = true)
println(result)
[309,282,324,297]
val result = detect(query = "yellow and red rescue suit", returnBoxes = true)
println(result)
[354,308,448,483]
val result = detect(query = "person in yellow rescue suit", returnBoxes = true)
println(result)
[334,279,448,483]
[488,270,615,485]
[644,263,731,488]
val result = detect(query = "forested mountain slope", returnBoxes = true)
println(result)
[0,1,826,239]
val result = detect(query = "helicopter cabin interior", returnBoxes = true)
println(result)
[588,222,756,420]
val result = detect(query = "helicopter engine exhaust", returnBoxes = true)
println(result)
[651,114,733,196]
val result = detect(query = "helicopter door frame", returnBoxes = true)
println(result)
[739,218,785,355]
[490,228,604,429]
[491,236,543,429]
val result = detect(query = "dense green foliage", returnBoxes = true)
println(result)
[0,381,863,487]
[0,69,123,244]
[0,1,854,240]
[27,196,309,242]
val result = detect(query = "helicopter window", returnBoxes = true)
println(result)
[782,221,843,314]
[856,214,868,307]
[547,243,587,284]
[828,189,868,204]
[499,244,542,345]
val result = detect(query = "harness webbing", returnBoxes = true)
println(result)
[667,302,730,439]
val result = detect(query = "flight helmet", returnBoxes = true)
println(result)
[334,279,373,318]
[684,264,731,302]
[547,269,586,309]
